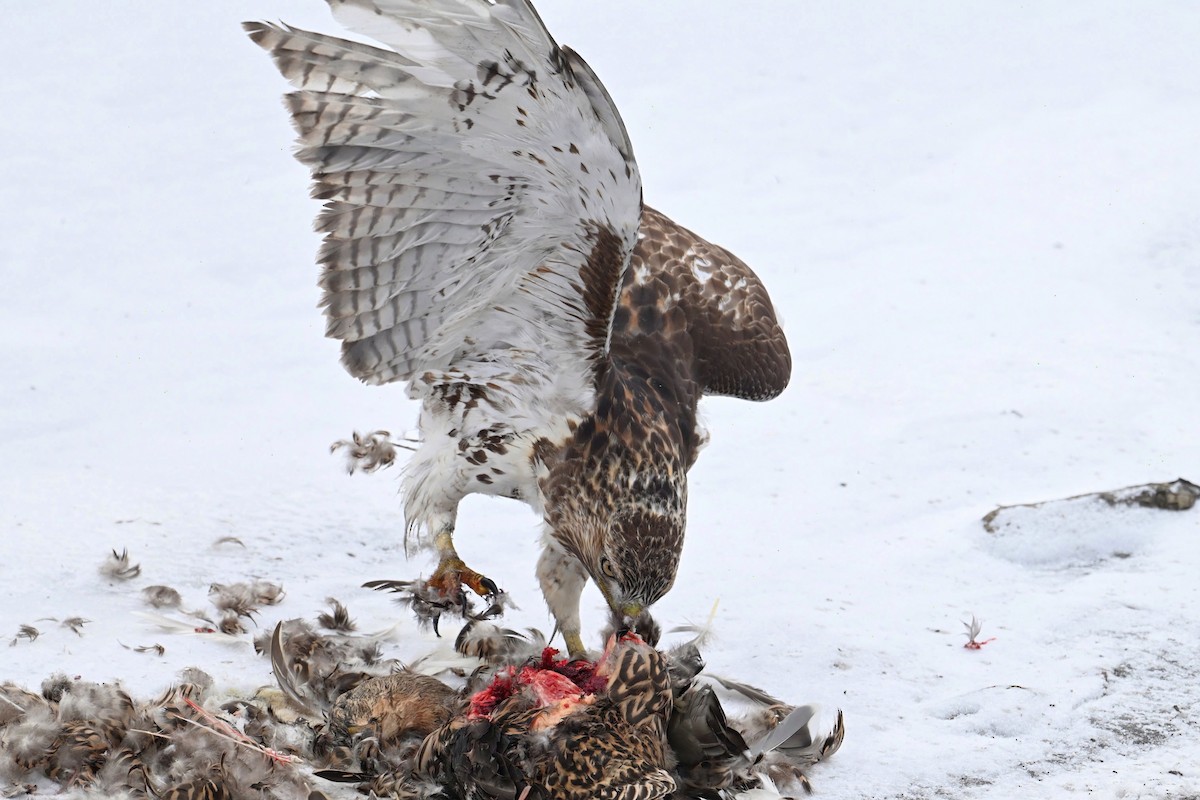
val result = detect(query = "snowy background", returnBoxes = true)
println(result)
[3,2,1199,797]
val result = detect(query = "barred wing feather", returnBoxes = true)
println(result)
[246,0,642,386]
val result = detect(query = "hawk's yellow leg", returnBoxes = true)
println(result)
[428,530,498,598]
[563,630,587,658]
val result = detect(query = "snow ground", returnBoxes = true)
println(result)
[2,2,1199,797]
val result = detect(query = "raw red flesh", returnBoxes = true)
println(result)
[467,647,611,720]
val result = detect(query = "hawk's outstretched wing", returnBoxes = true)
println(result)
[246,0,641,386]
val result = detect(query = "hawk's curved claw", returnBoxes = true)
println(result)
[429,555,501,603]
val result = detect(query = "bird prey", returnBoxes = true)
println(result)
[416,632,676,800]
[247,0,791,655]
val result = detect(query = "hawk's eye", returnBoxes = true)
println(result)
[598,556,618,580]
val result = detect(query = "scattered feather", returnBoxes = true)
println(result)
[40,674,73,703]
[209,580,284,621]
[2,604,843,798]
[61,617,89,636]
[251,579,285,606]
[209,583,257,617]
[0,683,45,726]
[318,598,357,632]
[132,612,245,643]
[0,701,57,774]
[142,585,183,609]
[330,429,409,474]
[218,610,248,636]
[100,548,141,580]
[121,642,166,656]
[963,614,996,649]
[9,625,39,647]
[364,578,507,637]
[357,640,386,666]
[454,618,545,664]
[178,668,214,699]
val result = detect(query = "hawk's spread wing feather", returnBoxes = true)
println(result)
[246,0,641,386]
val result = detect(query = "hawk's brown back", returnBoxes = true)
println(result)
[617,206,792,403]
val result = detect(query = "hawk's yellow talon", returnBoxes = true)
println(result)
[429,556,497,599]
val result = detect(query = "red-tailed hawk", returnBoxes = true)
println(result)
[247,0,790,656]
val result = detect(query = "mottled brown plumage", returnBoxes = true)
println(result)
[540,207,790,638]
[329,672,462,748]
[44,719,118,786]
[416,634,675,800]
[248,0,791,655]
[627,208,792,404]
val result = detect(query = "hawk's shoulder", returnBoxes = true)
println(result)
[615,206,792,402]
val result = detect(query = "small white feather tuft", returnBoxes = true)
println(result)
[99,548,140,581]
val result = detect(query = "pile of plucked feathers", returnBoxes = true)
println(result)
[1,613,842,799]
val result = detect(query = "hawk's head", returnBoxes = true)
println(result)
[588,508,681,645]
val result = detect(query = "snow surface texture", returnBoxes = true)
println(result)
[2,1,1199,797]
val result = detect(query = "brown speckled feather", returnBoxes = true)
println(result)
[623,206,791,403]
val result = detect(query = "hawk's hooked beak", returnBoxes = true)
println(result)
[596,583,658,643]
[614,602,642,637]
[610,603,661,646]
